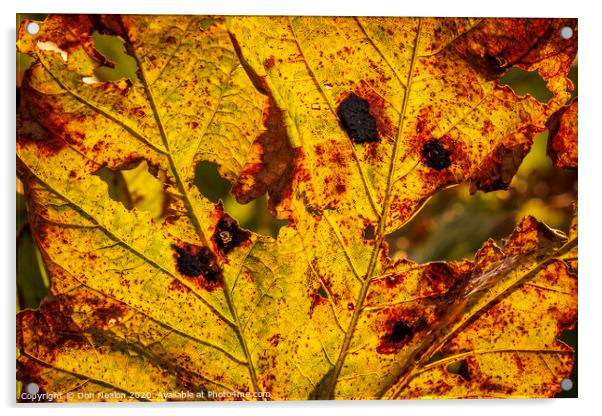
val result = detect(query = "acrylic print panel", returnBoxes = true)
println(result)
[16,15,578,402]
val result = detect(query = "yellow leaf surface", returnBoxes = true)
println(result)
[17,15,577,401]
[120,161,167,218]
[17,14,278,400]
[228,17,573,230]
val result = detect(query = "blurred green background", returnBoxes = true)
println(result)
[16,15,578,398]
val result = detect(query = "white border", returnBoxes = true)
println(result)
[3,1,601,416]
[8,0,585,17]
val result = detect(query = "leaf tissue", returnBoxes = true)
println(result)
[16,15,578,401]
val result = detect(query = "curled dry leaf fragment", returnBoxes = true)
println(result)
[547,98,578,170]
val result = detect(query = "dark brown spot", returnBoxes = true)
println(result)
[387,321,413,343]
[421,139,451,171]
[213,213,251,255]
[267,334,282,347]
[95,304,127,326]
[17,113,68,157]
[377,319,414,354]
[482,53,508,74]
[173,243,221,288]
[337,93,379,143]
[131,107,145,118]
[264,55,276,70]
[314,143,325,156]
[385,274,401,287]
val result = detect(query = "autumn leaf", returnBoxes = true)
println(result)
[17,15,577,401]
[17,14,277,399]
[547,98,578,169]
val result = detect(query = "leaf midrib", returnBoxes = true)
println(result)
[382,236,577,399]
[415,347,573,378]
[322,17,424,399]
[118,16,262,395]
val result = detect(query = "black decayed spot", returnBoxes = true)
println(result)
[457,359,472,382]
[421,139,452,170]
[174,244,221,283]
[483,53,507,75]
[385,321,413,344]
[214,214,251,255]
[337,93,379,143]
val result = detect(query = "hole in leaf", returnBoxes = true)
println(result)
[447,359,472,382]
[364,223,375,240]
[95,167,133,210]
[36,41,68,62]
[121,161,167,218]
[425,350,446,365]
[195,161,287,238]
[195,161,232,204]
[386,185,518,263]
[96,160,166,218]
[82,76,101,85]
[16,218,49,310]
[387,127,577,265]
[91,32,138,82]
[499,68,553,103]
[317,286,328,299]
[199,18,214,30]
[557,324,578,398]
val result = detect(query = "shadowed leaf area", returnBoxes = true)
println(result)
[16,15,577,401]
